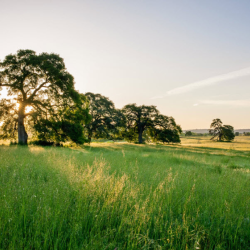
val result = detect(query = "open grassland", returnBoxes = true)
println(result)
[0,137,250,249]
[181,136,250,152]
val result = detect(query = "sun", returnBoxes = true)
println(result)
[16,103,33,113]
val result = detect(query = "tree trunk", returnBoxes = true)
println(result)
[138,129,143,144]
[18,104,28,145]
[218,132,222,141]
[88,132,92,143]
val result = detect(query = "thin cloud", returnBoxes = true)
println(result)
[166,67,250,96]
[150,95,165,100]
[200,99,250,107]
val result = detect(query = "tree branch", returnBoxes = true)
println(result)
[28,81,49,100]
[0,84,13,87]
[24,111,35,117]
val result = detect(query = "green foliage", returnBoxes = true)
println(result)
[0,50,88,144]
[185,130,193,136]
[33,94,90,144]
[34,120,86,144]
[151,128,181,143]
[122,127,138,142]
[221,125,235,142]
[209,118,235,142]
[122,104,181,144]
[85,92,125,142]
[122,104,159,144]
[0,99,17,140]
[150,114,182,143]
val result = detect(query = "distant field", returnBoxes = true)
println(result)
[183,129,250,134]
[1,137,250,249]
[181,136,250,152]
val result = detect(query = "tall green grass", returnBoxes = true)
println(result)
[0,144,250,249]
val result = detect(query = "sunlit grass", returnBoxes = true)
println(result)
[1,137,250,249]
[0,140,10,145]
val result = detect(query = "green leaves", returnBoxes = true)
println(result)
[0,49,87,144]
[85,92,124,142]
[221,125,235,142]
[149,114,182,143]
[209,119,235,142]
[122,104,181,144]
[33,95,91,144]
[0,99,18,140]
[0,49,182,145]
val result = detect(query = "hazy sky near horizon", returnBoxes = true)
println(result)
[1,0,250,129]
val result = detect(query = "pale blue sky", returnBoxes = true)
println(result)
[1,0,250,129]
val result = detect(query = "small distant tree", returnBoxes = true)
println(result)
[185,131,193,136]
[209,118,223,141]
[235,132,240,136]
[209,118,235,141]
[222,125,235,141]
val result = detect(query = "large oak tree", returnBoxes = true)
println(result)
[85,92,125,142]
[122,104,182,144]
[0,49,84,144]
[122,104,159,144]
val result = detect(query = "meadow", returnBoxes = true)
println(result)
[0,136,250,249]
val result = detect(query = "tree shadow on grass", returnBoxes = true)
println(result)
[78,142,250,159]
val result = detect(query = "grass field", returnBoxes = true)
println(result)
[1,137,250,249]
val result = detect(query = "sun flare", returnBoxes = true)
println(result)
[16,103,33,113]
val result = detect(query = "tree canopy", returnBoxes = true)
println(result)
[122,104,159,144]
[0,49,89,144]
[209,118,235,142]
[185,131,193,136]
[0,50,194,146]
[149,114,182,143]
[33,94,90,144]
[122,104,181,144]
[85,92,125,142]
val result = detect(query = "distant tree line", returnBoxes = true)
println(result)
[184,131,210,137]
[243,132,250,136]
[0,50,182,145]
[235,132,250,136]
